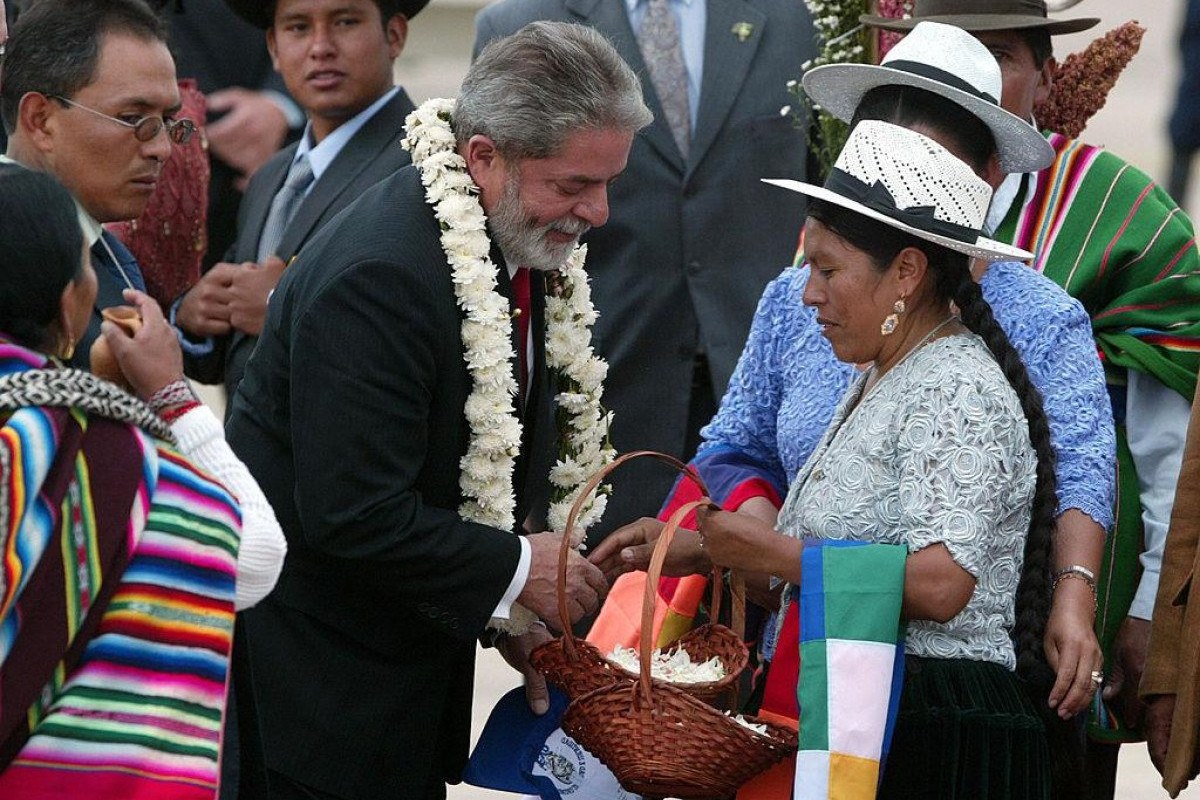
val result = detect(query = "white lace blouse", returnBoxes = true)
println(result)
[777,333,1037,670]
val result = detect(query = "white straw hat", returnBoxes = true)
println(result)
[764,120,1034,263]
[801,21,1054,174]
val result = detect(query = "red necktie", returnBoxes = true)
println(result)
[512,267,532,399]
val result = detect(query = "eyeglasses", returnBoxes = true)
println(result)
[49,95,196,145]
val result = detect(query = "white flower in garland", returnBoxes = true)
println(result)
[403,98,615,636]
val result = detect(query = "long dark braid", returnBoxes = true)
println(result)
[942,257,1081,799]
[941,264,1058,687]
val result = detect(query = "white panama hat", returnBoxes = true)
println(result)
[764,120,1034,263]
[801,21,1055,174]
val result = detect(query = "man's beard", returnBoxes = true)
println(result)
[489,173,590,271]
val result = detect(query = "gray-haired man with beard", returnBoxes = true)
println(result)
[225,22,649,800]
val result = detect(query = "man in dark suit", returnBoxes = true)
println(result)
[0,0,189,369]
[173,0,417,397]
[226,22,647,799]
[475,0,816,539]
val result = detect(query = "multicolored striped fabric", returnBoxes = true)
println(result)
[998,132,1200,399]
[996,134,1200,741]
[795,540,906,800]
[0,339,240,799]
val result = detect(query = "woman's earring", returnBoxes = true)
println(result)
[880,298,906,336]
[59,334,75,362]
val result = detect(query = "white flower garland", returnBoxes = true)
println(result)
[403,98,615,635]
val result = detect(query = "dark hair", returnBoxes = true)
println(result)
[1,0,168,135]
[261,0,406,27]
[807,197,1058,691]
[851,85,997,173]
[1017,27,1055,69]
[0,168,86,350]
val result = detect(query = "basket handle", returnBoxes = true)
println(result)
[638,497,713,707]
[557,450,709,657]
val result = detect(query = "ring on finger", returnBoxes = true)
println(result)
[1090,669,1103,685]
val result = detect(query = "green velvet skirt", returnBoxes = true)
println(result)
[878,656,1051,800]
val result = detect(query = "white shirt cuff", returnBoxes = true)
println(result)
[490,535,531,620]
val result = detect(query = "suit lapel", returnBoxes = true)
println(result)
[276,90,416,261]
[688,0,766,175]
[566,0,684,171]
[91,240,130,314]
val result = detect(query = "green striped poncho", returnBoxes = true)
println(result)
[995,131,1200,741]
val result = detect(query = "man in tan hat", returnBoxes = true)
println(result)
[864,3,1200,798]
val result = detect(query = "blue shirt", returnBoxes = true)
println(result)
[702,262,1116,530]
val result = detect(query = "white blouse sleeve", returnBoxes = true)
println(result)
[895,378,1037,578]
[170,405,286,609]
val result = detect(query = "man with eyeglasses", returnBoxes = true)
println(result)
[0,0,183,369]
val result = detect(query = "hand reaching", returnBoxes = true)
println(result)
[100,290,184,400]
[496,623,555,715]
[588,516,710,582]
[519,532,607,631]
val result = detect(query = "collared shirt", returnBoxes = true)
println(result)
[1,153,103,247]
[290,85,400,191]
[624,0,706,129]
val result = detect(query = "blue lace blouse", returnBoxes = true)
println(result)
[699,262,1116,530]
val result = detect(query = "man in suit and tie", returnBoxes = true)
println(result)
[0,0,192,369]
[475,0,816,539]
[173,0,418,397]
[225,22,646,799]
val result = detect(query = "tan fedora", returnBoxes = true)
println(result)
[861,0,1099,36]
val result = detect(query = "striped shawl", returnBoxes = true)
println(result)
[0,340,241,799]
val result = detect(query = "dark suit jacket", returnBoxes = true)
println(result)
[225,166,557,799]
[475,0,815,535]
[184,89,415,395]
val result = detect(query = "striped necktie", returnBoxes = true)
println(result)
[257,154,314,263]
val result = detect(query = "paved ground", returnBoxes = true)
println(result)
[203,0,1200,795]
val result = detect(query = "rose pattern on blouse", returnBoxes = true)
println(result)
[778,334,1038,670]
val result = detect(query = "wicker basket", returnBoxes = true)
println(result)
[561,497,798,799]
[531,451,747,704]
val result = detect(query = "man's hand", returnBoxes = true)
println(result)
[496,623,555,715]
[588,517,710,582]
[206,88,290,187]
[229,256,287,336]
[1102,616,1152,729]
[101,290,185,400]
[176,262,240,337]
[520,532,606,631]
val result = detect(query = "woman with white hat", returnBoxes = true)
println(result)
[699,118,1057,797]
[592,23,1110,774]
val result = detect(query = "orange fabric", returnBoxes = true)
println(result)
[737,754,795,799]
